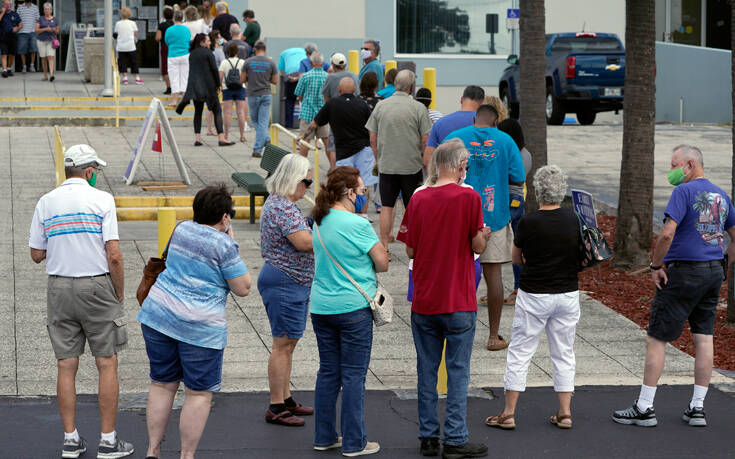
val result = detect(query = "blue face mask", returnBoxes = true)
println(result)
[354,193,367,213]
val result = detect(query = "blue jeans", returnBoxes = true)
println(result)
[411,311,476,445]
[509,193,525,290]
[248,94,272,153]
[311,308,373,453]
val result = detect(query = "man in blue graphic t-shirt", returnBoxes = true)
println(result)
[444,104,525,352]
[614,144,735,428]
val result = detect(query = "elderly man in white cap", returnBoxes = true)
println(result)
[29,144,134,459]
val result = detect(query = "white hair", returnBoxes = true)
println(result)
[266,154,311,196]
[215,1,227,13]
[435,139,468,171]
[394,70,416,92]
[673,144,704,167]
[533,165,568,205]
[230,23,241,36]
[43,2,52,11]
[310,52,323,66]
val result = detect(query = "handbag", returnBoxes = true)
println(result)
[51,36,60,49]
[136,221,183,306]
[576,211,613,270]
[315,224,393,326]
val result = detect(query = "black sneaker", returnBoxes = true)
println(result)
[682,405,707,427]
[1,70,7,78]
[97,434,134,458]
[163,87,172,95]
[612,401,658,427]
[7,69,13,76]
[420,438,440,457]
[62,436,87,458]
[442,442,488,459]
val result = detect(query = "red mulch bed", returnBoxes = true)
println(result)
[578,215,735,370]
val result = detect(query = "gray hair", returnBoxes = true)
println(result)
[434,138,468,174]
[266,154,311,196]
[230,23,241,36]
[43,2,52,11]
[64,162,98,178]
[310,52,323,66]
[673,144,703,167]
[533,165,568,205]
[304,42,318,56]
[215,1,227,13]
[394,70,415,92]
[173,9,184,22]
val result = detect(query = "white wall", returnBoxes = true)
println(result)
[247,0,365,38]
[433,86,498,116]
[546,0,626,43]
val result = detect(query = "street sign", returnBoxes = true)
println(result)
[572,189,598,228]
[507,8,520,29]
[507,8,520,18]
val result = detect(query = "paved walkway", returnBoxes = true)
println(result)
[1,122,733,398]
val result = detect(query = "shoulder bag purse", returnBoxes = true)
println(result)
[136,221,184,306]
[576,211,613,270]
[315,223,393,326]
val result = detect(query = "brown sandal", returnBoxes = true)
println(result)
[550,413,572,429]
[485,412,516,430]
[487,335,509,351]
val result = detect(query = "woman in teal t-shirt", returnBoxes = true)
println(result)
[164,10,191,107]
[309,166,389,455]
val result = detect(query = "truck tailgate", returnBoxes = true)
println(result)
[570,53,625,87]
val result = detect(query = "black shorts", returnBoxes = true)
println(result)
[647,260,724,342]
[0,35,17,55]
[378,170,423,208]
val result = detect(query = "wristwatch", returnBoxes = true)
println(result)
[649,263,662,271]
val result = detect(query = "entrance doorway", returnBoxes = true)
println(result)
[120,0,162,69]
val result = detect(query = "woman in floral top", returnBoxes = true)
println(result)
[257,153,315,426]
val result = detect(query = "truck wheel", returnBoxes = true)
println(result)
[545,86,565,125]
[576,110,596,125]
[500,87,519,119]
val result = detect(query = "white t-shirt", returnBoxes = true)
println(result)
[218,56,245,87]
[29,178,119,277]
[114,19,138,52]
[185,19,207,40]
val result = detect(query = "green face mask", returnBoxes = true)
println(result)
[87,172,97,187]
[667,167,685,186]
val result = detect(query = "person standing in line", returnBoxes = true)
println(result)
[444,105,525,352]
[613,145,735,428]
[242,39,278,157]
[375,68,396,98]
[155,6,174,94]
[197,4,213,32]
[278,45,308,129]
[176,33,233,147]
[487,165,580,431]
[0,0,21,77]
[114,7,143,85]
[415,88,443,124]
[165,9,191,107]
[138,185,251,459]
[209,29,225,67]
[29,144,134,459]
[483,95,508,124]
[358,71,382,113]
[298,43,330,75]
[183,5,206,40]
[310,166,389,456]
[226,23,252,59]
[242,9,260,48]
[358,39,382,89]
[365,69,432,251]
[16,0,38,73]
[211,1,238,41]
[294,51,329,157]
[320,52,359,102]
[258,154,315,427]
[34,2,57,82]
[219,42,248,143]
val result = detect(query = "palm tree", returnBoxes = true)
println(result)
[730,0,735,323]
[693,191,713,215]
[612,0,656,269]
[518,0,547,211]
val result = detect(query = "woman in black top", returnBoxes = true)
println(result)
[176,33,234,147]
[155,6,174,95]
[358,71,383,112]
[486,165,582,431]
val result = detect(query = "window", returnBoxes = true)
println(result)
[549,37,624,53]
[396,0,513,55]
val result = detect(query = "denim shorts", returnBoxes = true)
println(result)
[223,86,246,101]
[648,261,724,342]
[337,146,378,187]
[258,263,311,338]
[141,324,224,392]
[17,32,37,54]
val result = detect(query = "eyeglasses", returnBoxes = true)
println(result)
[361,47,372,51]
[301,178,313,188]
[353,186,367,195]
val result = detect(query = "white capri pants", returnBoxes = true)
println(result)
[504,289,580,392]
[168,54,189,94]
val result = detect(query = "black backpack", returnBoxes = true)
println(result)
[225,58,242,90]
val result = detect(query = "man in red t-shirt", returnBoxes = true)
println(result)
[397,140,490,458]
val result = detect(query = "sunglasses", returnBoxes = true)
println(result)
[361,47,372,51]
[301,178,313,188]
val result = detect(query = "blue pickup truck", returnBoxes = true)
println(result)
[499,32,625,125]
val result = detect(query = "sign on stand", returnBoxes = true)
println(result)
[571,189,598,228]
[65,24,88,72]
[123,98,191,186]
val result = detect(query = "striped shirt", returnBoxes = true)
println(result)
[29,178,119,277]
[295,67,328,122]
[428,108,443,124]
[17,3,40,34]
[137,221,248,349]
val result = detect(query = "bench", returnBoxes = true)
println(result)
[232,143,291,223]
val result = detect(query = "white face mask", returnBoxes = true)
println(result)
[360,49,372,60]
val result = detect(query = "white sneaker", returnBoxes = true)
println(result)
[29,64,35,72]
[343,441,380,457]
[21,65,26,73]
[314,437,342,451]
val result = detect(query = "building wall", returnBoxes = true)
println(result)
[546,0,625,43]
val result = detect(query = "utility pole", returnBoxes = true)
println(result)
[100,0,113,97]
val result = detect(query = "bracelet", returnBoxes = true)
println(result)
[649,263,662,271]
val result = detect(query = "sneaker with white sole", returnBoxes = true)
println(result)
[314,436,343,451]
[61,436,87,458]
[682,406,707,427]
[96,434,134,458]
[343,441,380,457]
[29,64,35,72]
[612,401,658,427]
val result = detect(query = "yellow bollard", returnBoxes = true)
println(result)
[313,146,320,196]
[384,60,397,75]
[423,68,437,109]
[437,340,448,394]
[348,49,360,74]
[157,207,177,257]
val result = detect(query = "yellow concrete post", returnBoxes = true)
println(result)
[437,340,448,394]
[423,68,437,109]
[313,147,320,196]
[384,60,397,75]
[53,126,65,187]
[157,207,177,257]
[348,50,360,74]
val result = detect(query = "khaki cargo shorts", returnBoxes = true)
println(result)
[46,274,128,360]
[299,119,329,140]
[479,222,513,264]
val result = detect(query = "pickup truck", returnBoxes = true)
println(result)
[499,32,625,125]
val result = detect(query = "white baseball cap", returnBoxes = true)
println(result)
[64,144,107,167]
[331,53,347,67]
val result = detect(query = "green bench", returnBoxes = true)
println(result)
[232,143,291,223]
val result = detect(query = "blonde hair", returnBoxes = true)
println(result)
[484,96,508,123]
[120,6,131,19]
[266,154,311,196]
[184,5,199,22]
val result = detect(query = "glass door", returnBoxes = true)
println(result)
[121,0,162,69]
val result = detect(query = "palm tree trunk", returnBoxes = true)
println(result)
[519,0,547,212]
[728,0,735,322]
[612,0,656,269]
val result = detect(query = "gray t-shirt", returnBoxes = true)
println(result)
[243,55,278,97]
[226,38,252,59]
[508,147,532,196]
[321,71,359,99]
[365,92,432,175]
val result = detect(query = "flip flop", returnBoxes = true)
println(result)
[503,290,518,305]
[550,413,572,429]
[486,412,516,430]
